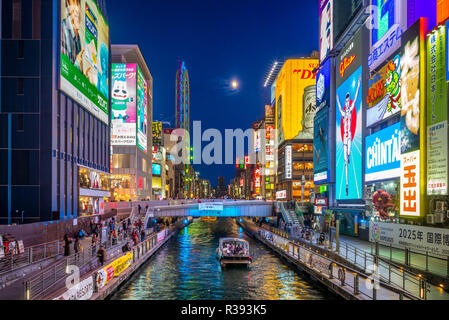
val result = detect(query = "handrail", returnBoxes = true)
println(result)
[256,221,425,299]
[244,220,419,300]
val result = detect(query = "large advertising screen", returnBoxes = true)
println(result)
[275,59,319,145]
[111,64,137,146]
[152,121,163,146]
[319,0,333,62]
[60,0,109,124]
[314,107,329,183]
[137,68,148,153]
[368,0,407,72]
[336,66,363,200]
[365,122,401,182]
[366,54,402,127]
[333,0,363,44]
[427,25,448,195]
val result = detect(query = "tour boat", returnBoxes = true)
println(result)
[216,238,252,268]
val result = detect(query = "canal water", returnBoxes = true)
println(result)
[110,218,335,300]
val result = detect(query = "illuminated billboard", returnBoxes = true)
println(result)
[319,0,333,62]
[111,64,137,146]
[427,26,448,195]
[368,0,407,72]
[316,58,331,112]
[365,122,401,182]
[275,59,319,145]
[137,68,148,153]
[152,121,163,146]
[400,21,423,155]
[438,0,449,25]
[152,163,161,176]
[60,0,109,124]
[400,151,420,217]
[336,66,363,200]
[366,55,402,127]
[314,107,329,183]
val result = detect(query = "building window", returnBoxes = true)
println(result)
[17,78,24,95]
[12,0,22,39]
[18,40,24,59]
[17,114,24,132]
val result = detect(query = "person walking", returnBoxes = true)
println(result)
[97,246,106,266]
[63,234,72,257]
[74,235,80,254]
[140,230,145,242]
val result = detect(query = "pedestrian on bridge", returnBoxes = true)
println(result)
[63,234,72,257]
[97,246,106,266]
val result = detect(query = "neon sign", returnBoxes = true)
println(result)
[339,55,356,78]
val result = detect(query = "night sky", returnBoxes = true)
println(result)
[108,0,319,187]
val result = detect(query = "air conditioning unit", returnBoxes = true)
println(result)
[427,214,435,225]
[435,213,445,224]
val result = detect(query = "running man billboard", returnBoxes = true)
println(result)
[60,0,109,124]
[336,29,363,201]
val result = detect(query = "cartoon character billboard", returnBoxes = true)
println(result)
[366,55,402,127]
[111,64,137,146]
[60,0,109,124]
[336,66,363,200]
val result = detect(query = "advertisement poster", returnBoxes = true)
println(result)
[152,163,161,175]
[199,202,224,211]
[54,276,94,300]
[336,66,363,200]
[366,55,402,127]
[137,67,148,153]
[368,0,407,72]
[400,23,422,155]
[369,221,449,256]
[400,150,420,217]
[314,107,329,183]
[427,26,448,195]
[365,122,401,182]
[111,64,137,146]
[96,252,133,289]
[319,0,333,62]
[60,0,109,124]
[275,59,319,145]
[152,121,163,146]
[316,58,331,112]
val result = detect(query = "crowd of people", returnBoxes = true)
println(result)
[222,242,248,256]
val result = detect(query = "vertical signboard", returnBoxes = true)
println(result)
[368,0,407,72]
[285,145,292,180]
[137,67,148,153]
[60,0,109,124]
[316,58,331,113]
[111,64,137,146]
[314,108,329,183]
[336,29,363,200]
[152,121,162,147]
[427,26,448,195]
[320,0,333,62]
[401,150,420,217]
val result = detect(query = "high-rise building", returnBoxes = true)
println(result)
[174,61,192,198]
[110,45,153,201]
[0,0,111,224]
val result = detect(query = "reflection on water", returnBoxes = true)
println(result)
[111,218,334,300]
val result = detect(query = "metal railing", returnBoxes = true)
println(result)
[0,240,63,276]
[369,242,449,279]
[251,220,425,300]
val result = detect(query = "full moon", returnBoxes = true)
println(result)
[231,81,238,89]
